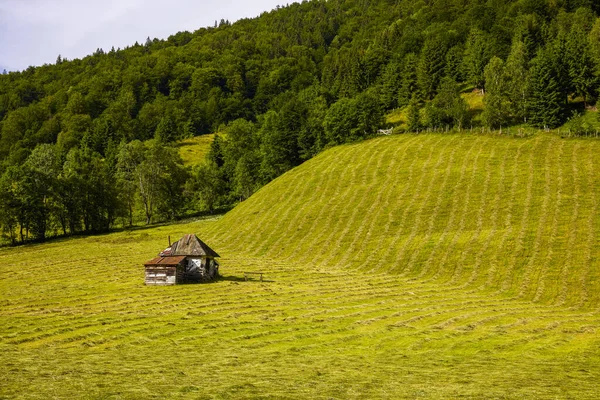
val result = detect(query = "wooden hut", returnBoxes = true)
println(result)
[144,234,220,285]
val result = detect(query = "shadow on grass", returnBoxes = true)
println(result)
[216,275,275,283]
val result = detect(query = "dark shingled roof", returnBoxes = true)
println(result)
[144,255,187,266]
[170,234,220,258]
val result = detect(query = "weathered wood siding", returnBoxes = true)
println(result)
[145,266,177,285]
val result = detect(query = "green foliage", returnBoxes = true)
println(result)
[504,41,531,122]
[0,0,599,242]
[418,35,449,100]
[424,78,470,129]
[323,91,384,144]
[188,161,226,212]
[566,25,598,104]
[528,48,566,128]
[406,95,421,132]
[463,29,492,90]
[589,17,600,72]
[323,97,356,144]
[397,53,419,106]
[116,140,187,225]
[445,45,465,82]
[482,57,511,128]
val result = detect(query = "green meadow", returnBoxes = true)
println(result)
[2,133,600,399]
[177,134,216,167]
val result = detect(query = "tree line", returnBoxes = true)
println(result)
[1,0,599,243]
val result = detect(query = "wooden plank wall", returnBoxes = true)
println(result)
[145,266,177,285]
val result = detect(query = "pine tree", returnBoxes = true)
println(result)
[528,49,565,128]
[445,45,465,82]
[398,53,419,106]
[551,31,572,104]
[380,61,402,110]
[567,26,598,105]
[154,115,178,143]
[590,18,600,72]
[463,29,491,91]
[417,36,448,100]
[504,41,530,123]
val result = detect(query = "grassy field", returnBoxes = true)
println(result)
[2,133,600,399]
[177,134,215,167]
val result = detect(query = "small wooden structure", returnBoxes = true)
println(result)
[144,234,220,285]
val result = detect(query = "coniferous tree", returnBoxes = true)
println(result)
[398,53,419,106]
[528,48,565,128]
[380,60,402,109]
[567,25,598,105]
[463,29,491,91]
[154,114,178,143]
[589,17,600,72]
[417,36,448,100]
[551,31,572,104]
[504,41,531,123]
[445,45,465,82]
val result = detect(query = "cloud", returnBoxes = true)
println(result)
[0,0,287,71]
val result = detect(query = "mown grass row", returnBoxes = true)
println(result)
[2,223,600,399]
[210,133,600,309]
[2,133,600,398]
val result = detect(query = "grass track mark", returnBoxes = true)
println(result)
[464,139,511,289]
[250,148,351,256]
[386,135,457,274]
[418,137,484,280]
[484,140,527,290]
[449,144,497,285]
[338,136,420,269]
[402,137,463,277]
[531,140,565,303]
[555,143,581,307]
[499,137,544,295]
[309,140,383,266]
[265,146,358,259]
[321,138,398,268]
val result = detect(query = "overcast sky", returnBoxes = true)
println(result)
[0,0,290,72]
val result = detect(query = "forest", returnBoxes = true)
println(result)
[1,0,600,243]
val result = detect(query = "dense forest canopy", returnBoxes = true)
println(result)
[1,0,600,243]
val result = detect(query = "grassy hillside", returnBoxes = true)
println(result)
[2,133,600,399]
[209,133,600,308]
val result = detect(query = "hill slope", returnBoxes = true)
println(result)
[208,133,600,308]
[2,133,600,398]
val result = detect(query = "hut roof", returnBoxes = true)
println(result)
[144,255,187,266]
[168,234,220,258]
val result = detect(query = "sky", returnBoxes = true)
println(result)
[0,0,289,72]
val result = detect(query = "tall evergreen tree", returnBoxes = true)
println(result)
[417,36,448,100]
[528,49,565,128]
[504,41,531,123]
[463,29,491,91]
[398,53,419,106]
[445,45,465,82]
[589,17,600,72]
[567,25,598,105]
